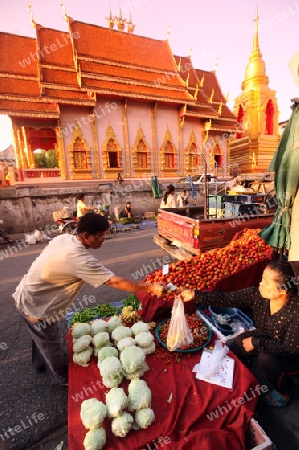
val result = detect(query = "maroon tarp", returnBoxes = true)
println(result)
[67,332,258,450]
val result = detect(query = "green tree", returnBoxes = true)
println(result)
[34,149,58,168]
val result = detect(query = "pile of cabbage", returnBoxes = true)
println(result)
[72,316,156,448]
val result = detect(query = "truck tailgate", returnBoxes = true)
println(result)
[158,210,195,247]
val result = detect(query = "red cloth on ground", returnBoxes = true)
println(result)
[67,332,259,450]
[137,256,274,323]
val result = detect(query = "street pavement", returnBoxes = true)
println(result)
[0,225,299,449]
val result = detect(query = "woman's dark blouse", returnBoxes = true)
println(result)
[194,287,299,356]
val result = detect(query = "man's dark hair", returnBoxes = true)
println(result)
[77,212,109,235]
[76,193,85,201]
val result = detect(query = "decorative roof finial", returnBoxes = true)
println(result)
[60,0,68,21]
[27,0,36,28]
[189,43,193,59]
[115,6,126,31]
[167,25,171,40]
[177,57,181,72]
[106,9,115,29]
[127,11,135,33]
[252,5,261,57]
[214,58,218,72]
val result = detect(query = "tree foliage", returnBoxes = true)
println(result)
[34,150,58,168]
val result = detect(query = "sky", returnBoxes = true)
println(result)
[0,0,299,151]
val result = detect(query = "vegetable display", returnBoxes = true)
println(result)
[68,303,122,327]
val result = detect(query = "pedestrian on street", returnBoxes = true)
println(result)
[12,212,164,386]
[180,260,299,408]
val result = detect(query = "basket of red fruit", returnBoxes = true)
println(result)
[155,314,213,353]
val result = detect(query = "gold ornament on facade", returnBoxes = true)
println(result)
[132,124,151,173]
[68,120,92,180]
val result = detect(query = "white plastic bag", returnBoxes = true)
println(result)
[24,232,37,245]
[166,297,194,351]
[198,340,229,379]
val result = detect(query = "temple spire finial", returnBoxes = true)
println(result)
[252,5,261,58]
[60,0,68,21]
[27,0,36,28]
[127,11,135,33]
[167,25,171,40]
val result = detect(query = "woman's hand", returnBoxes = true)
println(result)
[242,337,254,352]
[179,289,195,302]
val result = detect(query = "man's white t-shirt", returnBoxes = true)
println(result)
[12,234,114,321]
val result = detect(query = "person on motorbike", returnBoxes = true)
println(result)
[76,194,96,218]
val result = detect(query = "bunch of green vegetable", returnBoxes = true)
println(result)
[122,294,141,311]
[68,303,122,327]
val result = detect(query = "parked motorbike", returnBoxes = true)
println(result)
[0,220,14,244]
[54,211,78,235]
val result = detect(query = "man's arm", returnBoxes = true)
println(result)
[105,275,165,297]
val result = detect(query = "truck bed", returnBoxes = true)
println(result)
[156,208,274,256]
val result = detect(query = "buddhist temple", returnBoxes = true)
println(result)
[0,8,238,183]
[230,11,279,173]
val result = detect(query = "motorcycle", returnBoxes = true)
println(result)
[52,209,78,235]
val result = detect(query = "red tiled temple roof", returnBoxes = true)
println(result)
[0,22,237,125]
[0,99,59,117]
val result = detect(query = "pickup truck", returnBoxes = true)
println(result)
[154,205,274,258]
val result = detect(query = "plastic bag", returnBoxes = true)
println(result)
[166,297,194,351]
[197,340,229,379]
[24,232,37,245]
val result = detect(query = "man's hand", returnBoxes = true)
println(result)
[242,337,254,352]
[145,282,166,298]
[178,289,195,302]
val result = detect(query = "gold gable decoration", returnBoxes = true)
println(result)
[185,131,203,173]
[102,122,123,178]
[160,127,177,175]
[68,120,92,180]
[132,124,151,174]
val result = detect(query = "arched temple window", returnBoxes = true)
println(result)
[265,100,274,135]
[107,138,120,168]
[68,120,92,180]
[132,124,151,174]
[185,131,204,173]
[73,137,87,169]
[160,127,177,174]
[102,123,122,177]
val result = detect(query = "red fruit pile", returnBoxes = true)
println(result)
[146,228,271,297]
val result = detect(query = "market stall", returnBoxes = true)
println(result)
[67,329,259,450]
[67,229,274,450]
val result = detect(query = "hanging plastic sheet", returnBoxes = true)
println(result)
[151,175,162,199]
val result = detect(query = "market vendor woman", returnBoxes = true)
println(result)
[12,212,164,386]
[181,260,299,408]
